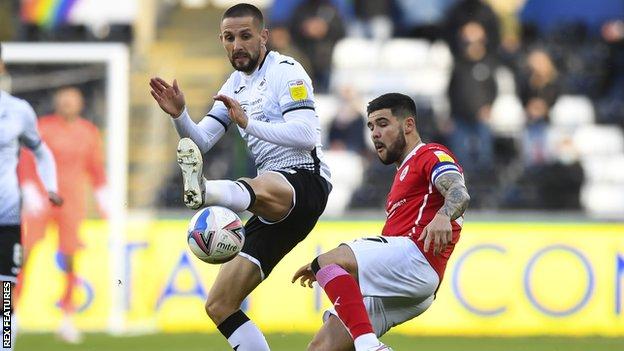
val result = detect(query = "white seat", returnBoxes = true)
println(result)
[580,182,624,218]
[332,38,380,69]
[427,40,452,71]
[581,155,624,183]
[322,151,364,215]
[489,94,525,136]
[379,39,429,70]
[314,94,339,133]
[573,125,624,157]
[550,95,595,130]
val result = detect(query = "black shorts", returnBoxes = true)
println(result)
[0,225,22,283]
[241,169,330,279]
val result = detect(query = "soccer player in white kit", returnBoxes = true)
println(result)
[0,42,62,351]
[293,94,471,351]
[149,4,331,351]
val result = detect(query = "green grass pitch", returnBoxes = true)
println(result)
[15,333,624,350]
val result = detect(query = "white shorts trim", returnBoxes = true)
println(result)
[257,171,296,225]
[238,252,265,281]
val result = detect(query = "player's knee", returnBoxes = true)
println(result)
[204,296,237,323]
[315,246,356,274]
[306,337,326,351]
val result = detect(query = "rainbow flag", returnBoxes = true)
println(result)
[21,0,80,28]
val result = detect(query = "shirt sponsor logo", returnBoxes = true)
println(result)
[434,151,454,163]
[288,80,308,101]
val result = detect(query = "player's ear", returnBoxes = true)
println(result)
[404,116,416,133]
[260,28,269,46]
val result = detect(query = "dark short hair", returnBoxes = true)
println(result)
[222,3,264,29]
[367,93,417,121]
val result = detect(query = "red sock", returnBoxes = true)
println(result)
[315,264,373,339]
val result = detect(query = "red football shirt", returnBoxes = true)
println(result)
[381,143,464,282]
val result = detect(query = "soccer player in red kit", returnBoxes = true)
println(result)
[293,93,470,351]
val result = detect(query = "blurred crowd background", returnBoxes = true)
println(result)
[1,0,623,218]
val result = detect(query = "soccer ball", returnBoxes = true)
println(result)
[187,206,245,264]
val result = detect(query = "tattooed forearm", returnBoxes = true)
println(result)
[434,172,470,220]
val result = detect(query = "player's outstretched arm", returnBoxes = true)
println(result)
[149,77,185,117]
[418,172,470,255]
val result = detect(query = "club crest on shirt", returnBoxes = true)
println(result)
[399,165,409,181]
[434,151,454,163]
[288,80,307,101]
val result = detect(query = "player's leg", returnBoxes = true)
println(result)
[0,225,23,351]
[307,314,354,351]
[204,255,269,351]
[315,236,438,350]
[14,209,49,304]
[177,138,294,220]
[312,245,389,351]
[207,172,329,351]
[56,211,84,344]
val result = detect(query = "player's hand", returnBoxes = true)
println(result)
[213,94,249,129]
[292,263,316,288]
[149,77,186,117]
[418,213,452,256]
[48,191,63,207]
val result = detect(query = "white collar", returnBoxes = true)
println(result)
[398,142,425,169]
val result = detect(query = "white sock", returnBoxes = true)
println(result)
[353,332,381,350]
[227,320,270,351]
[203,180,253,212]
[217,310,269,351]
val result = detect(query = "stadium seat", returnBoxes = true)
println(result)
[332,38,380,69]
[314,94,339,134]
[580,183,624,217]
[322,150,364,216]
[581,155,624,183]
[572,125,624,157]
[379,39,429,70]
[489,94,525,136]
[550,95,595,130]
[427,41,453,71]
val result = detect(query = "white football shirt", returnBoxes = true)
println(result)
[204,51,331,181]
[0,90,44,225]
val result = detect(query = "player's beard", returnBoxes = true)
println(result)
[378,129,407,165]
[230,49,260,74]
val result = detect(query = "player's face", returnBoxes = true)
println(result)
[367,109,407,165]
[220,16,268,74]
[55,88,84,118]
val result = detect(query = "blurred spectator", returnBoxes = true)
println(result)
[18,86,108,344]
[289,0,346,93]
[269,0,353,27]
[446,21,497,174]
[348,0,393,41]
[394,0,457,40]
[516,47,560,167]
[445,0,501,57]
[268,26,313,76]
[596,20,624,127]
[328,87,367,154]
[520,0,624,37]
